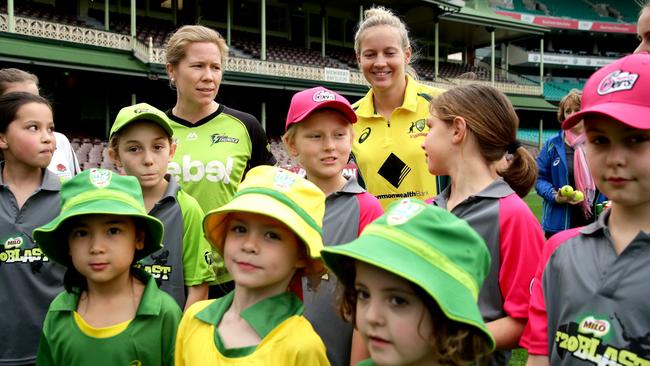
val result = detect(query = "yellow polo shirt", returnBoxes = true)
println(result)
[352,76,445,209]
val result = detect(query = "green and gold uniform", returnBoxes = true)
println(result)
[36,271,182,366]
[352,76,445,209]
[175,291,330,365]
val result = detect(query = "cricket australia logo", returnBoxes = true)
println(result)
[409,119,426,133]
[274,170,296,191]
[597,70,638,95]
[89,168,112,188]
[210,133,240,145]
[386,199,424,225]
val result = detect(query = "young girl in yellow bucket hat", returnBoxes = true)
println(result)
[175,165,330,365]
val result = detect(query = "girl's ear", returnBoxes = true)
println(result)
[404,46,412,65]
[451,116,468,144]
[134,228,145,251]
[0,133,8,150]
[107,148,123,168]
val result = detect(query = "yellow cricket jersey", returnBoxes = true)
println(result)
[174,292,330,365]
[352,76,445,209]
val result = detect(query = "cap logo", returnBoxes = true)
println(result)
[273,169,297,191]
[89,168,112,188]
[597,70,638,95]
[313,90,336,103]
[386,199,424,225]
[133,108,151,114]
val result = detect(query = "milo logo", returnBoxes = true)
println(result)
[4,236,23,249]
[597,70,638,95]
[578,316,610,338]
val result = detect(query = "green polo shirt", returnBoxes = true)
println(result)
[36,271,182,366]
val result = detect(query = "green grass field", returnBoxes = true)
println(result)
[508,191,543,366]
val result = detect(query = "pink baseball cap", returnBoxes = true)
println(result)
[285,86,357,131]
[563,53,650,130]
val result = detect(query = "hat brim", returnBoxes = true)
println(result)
[321,233,495,350]
[562,102,650,130]
[33,200,163,267]
[203,193,325,275]
[288,100,357,128]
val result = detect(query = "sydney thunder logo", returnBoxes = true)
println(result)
[210,133,239,145]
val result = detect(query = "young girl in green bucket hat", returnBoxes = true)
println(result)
[33,168,182,365]
[321,198,495,366]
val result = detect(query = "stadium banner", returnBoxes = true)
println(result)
[495,11,636,34]
[324,68,351,83]
[527,53,615,67]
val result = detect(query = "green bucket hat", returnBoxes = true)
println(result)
[33,168,164,267]
[321,198,495,350]
[109,102,173,140]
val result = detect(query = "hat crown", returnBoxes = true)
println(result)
[60,168,146,213]
[285,86,356,130]
[110,102,173,139]
[374,199,490,290]
[236,166,325,229]
[584,54,649,108]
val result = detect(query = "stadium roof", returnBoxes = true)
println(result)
[437,0,550,48]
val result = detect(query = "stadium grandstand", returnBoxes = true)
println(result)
[0,0,643,167]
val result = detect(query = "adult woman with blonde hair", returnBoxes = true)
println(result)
[351,6,446,211]
[164,25,276,287]
[535,89,606,238]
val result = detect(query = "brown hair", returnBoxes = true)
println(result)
[430,84,537,198]
[557,89,581,123]
[0,68,39,95]
[337,259,492,366]
[165,25,229,67]
[354,6,418,79]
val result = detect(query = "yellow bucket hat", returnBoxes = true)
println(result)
[203,166,326,276]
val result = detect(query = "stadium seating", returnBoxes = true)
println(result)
[491,0,637,23]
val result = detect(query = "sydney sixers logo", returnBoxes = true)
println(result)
[597,70,638,95]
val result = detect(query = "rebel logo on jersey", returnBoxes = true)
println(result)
[378,153,411,188]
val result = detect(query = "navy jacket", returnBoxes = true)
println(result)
[536,131,606,234]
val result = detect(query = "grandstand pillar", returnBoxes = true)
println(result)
[130,0,136,49]
[104,0,109,31]
[261,0,267,61]
[7,0,14,33]
[434,21,439,80]
[488,27,495,85]
[227,0,232,46]
[321,2,326,58]
[538,119,543,150]
[539,37,544,95]
[261,102,267,131]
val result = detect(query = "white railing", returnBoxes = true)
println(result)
[1,15,540,95]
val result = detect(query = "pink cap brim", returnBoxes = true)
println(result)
[562,102,650,130]
[285,100,357,130]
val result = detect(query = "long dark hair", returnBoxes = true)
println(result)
[0,92,51,133]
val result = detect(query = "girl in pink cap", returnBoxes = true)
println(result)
[283,86,383,366]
